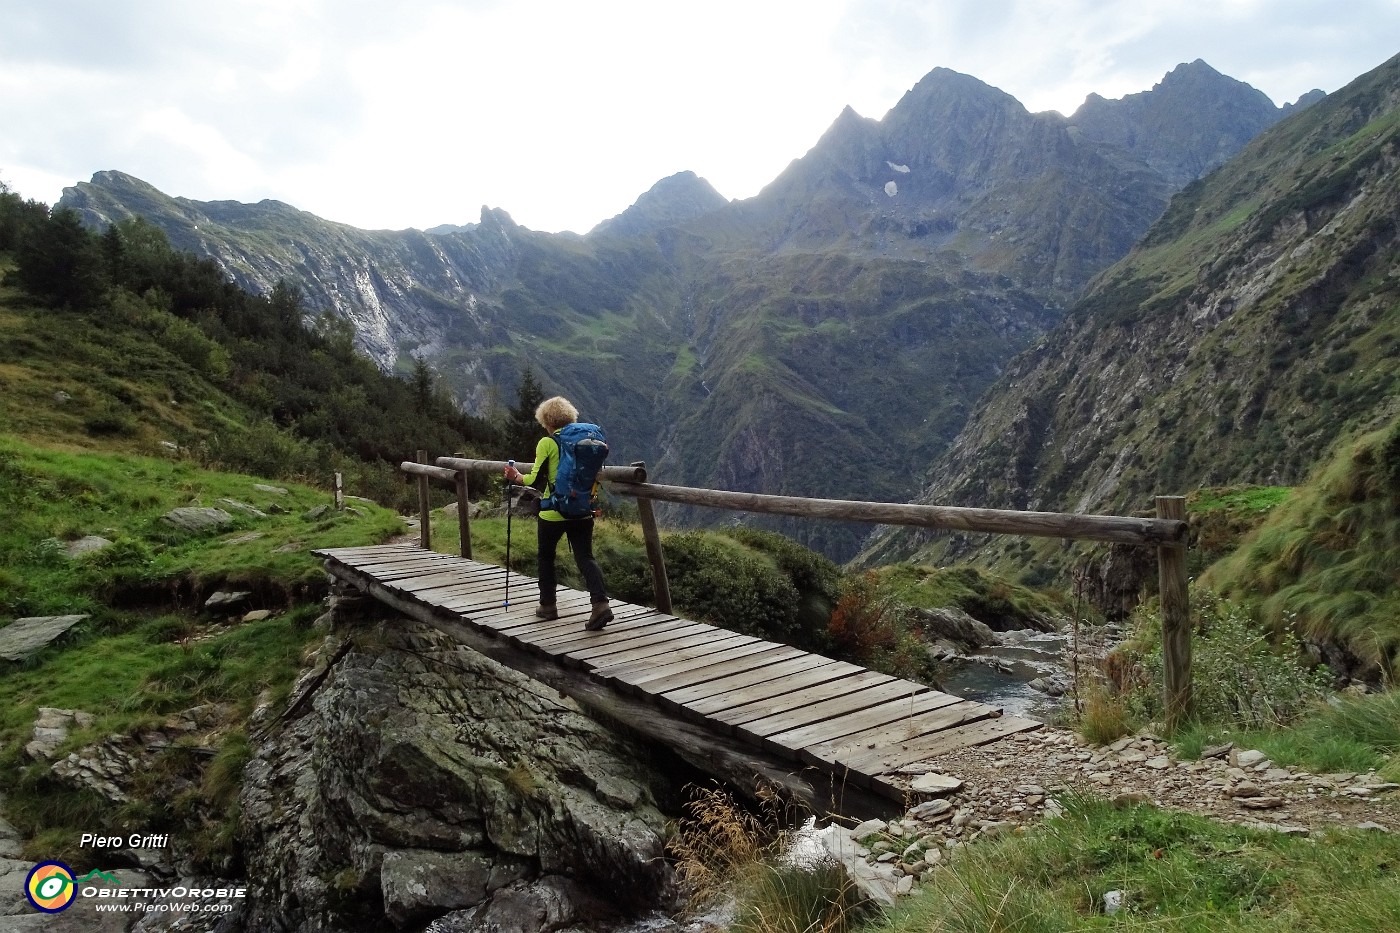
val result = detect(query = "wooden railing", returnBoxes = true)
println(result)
[400,453,1194,728]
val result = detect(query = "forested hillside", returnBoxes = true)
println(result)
[0,183,490,504]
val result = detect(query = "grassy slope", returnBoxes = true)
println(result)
[0,436,406,865]
[1202,415,1400,675]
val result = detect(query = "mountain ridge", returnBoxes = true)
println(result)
[861,50,1400,570]
[58,59,1306,559]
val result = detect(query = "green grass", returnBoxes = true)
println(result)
[0,437,403,617]
[862,794,1400,932]
[1171,689,1400,782]
[876,562,1070,629]
[0,436,405,868]
[1202,418,1400,675]
[1191,486,1292,515]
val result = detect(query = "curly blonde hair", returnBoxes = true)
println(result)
[535,396,579,432]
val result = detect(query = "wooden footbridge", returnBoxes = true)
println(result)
[317,542,1041,818]
[319,454,1190,820]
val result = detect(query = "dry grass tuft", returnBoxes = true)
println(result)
[668,784,867,933]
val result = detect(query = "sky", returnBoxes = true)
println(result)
[2,1,1398,235]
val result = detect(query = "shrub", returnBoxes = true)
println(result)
[665,532,805,646]
[1128,592,1331,730]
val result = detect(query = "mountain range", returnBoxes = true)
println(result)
[60,59,1321,559]
[863,51,1400,571]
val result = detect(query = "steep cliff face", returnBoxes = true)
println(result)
[58,59,1298,560]
[863,52,1400,569]
[62,171,526,377]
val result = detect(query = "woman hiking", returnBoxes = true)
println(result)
[503,396,614,631]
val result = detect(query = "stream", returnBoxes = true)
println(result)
[936,629,1078,722]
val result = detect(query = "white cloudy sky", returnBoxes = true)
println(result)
[2,1,1397,234]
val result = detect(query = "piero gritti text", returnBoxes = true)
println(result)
[80,832,170,848]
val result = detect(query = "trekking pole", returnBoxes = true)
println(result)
[503,460,514,608]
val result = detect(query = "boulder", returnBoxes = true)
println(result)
[64,535,114,558]
[382,849,529,927]
[161,507,234,533]
[0,615,89,662]
[240,613,677,932]
[911,607,997,652]
[204,591,252,611]
[24,707,96,761]
[215,498,268,518]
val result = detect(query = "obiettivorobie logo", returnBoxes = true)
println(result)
[24,862,120,913]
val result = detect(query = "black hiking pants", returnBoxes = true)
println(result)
[537,517,607,604]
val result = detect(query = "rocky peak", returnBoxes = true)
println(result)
[590,170,727,238]
[1283,88,1328,114]
[1069,58,1286,184]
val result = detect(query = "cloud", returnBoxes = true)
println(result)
[2,0,1397,233]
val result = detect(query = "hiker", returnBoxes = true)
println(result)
[503,396,614,631]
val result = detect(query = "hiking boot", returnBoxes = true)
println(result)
[535,603,559,621]
[585,599,613,631]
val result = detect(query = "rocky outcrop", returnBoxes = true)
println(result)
[240,601,678,931]
[0,616,89,662]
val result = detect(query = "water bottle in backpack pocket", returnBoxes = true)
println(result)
[542,422,609,518]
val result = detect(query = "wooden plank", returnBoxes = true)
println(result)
[659,653,847,708]
[390,565,505,593]
[530,619,712,666]
[570,626,752,667]
[801,700,997,771]
[328,555,457,578]
[727,677,931,742]
[613,645,805,697]
[482,593,594,628]
[528,610,683,647]
[439,587,581,616]
[659,653,843,713]
[589,634,770,680]
[504,605,659,651]
[354,556,464,580]
[315,544,423,560]
[394,579,510,605]
[766,691,966,757]
[491,598,636,635]
[854,716,1043,776]
[451,598,574,631]
[695,669,894,722]
[332,548,450,568]
[525,608,678,645]
[548,622,739,664]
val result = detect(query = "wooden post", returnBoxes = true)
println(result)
[417,449,431,550]
[631,462,672,614]
[455,470,472,559]
[1157,496,1191,730]
[334,472,344,510]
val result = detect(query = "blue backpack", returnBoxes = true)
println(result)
[543,422,609,518]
